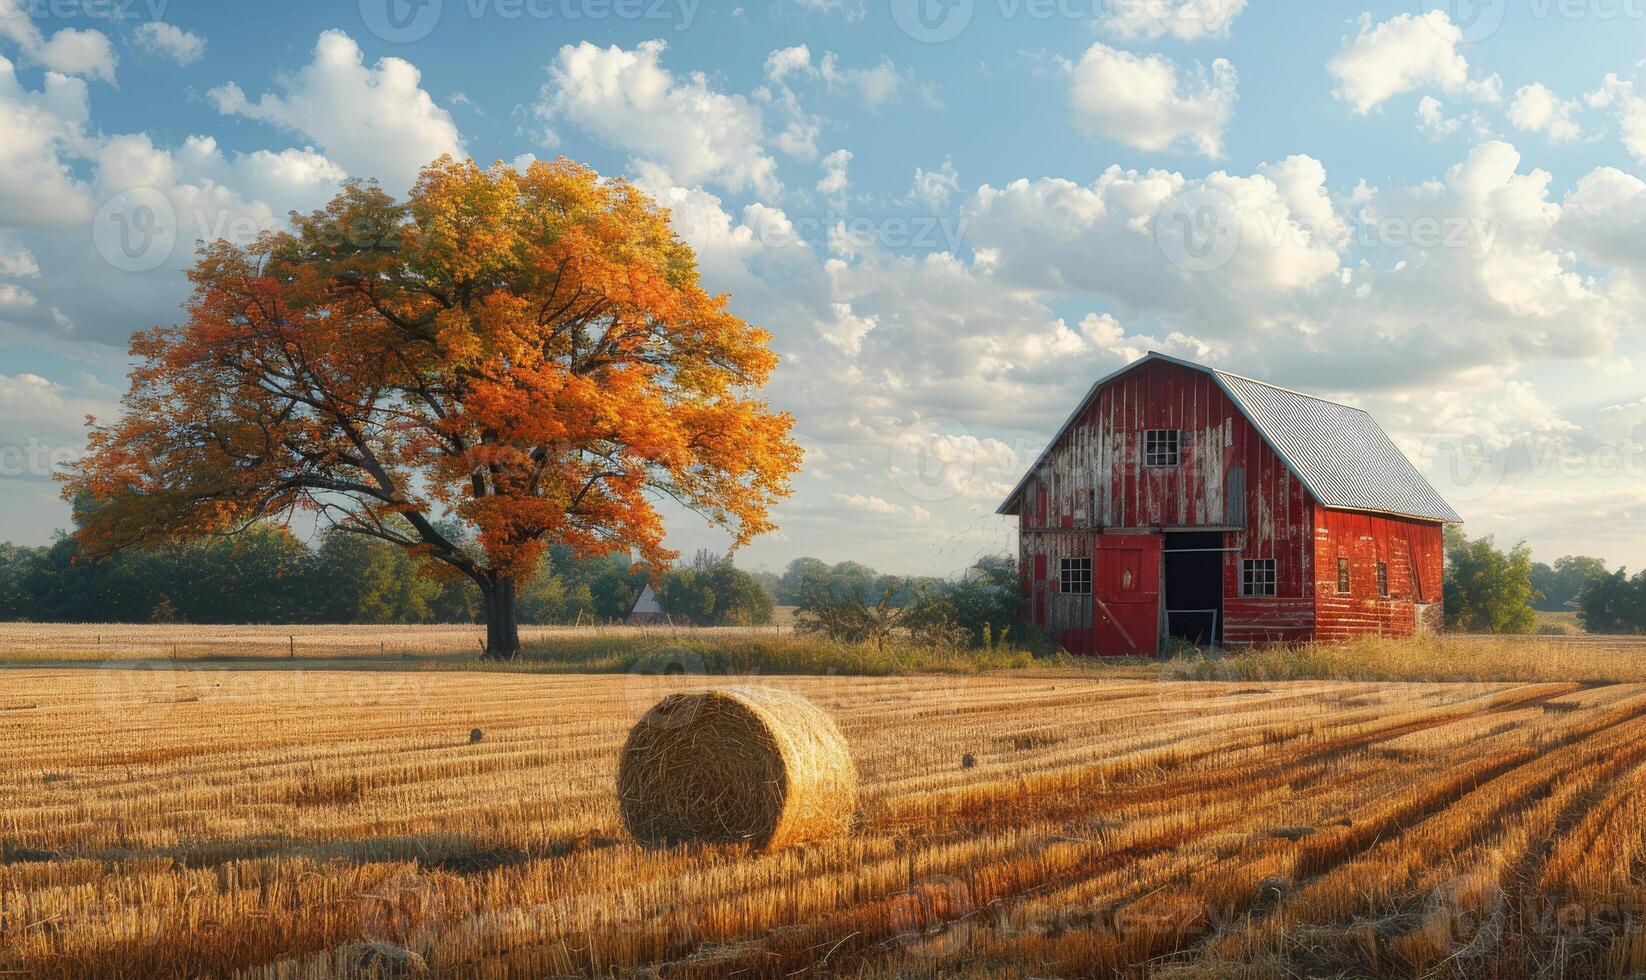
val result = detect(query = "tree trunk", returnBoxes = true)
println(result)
[482,577,521,661]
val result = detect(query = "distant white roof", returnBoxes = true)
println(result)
[630,584,663,616]
[1000,352,1462,525]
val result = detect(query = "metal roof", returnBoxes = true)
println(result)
[998,352,1462,525]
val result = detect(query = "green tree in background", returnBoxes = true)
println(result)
[658,551,774,626]
[1530,555,1609,612]
[1444,527,1538,634]
[1578,569,1646,634]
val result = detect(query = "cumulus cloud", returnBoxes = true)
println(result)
[1329,11,1501,114]
[538,40,779,194]
[209,30,463,193]
[0,57,95,228]
[1098,0,1247,41]
[0,9,117,82]
[910,159,959,210]
[1416,96,1459,138]
[816,149,851,201]
[1588,73,1646,164]
[133,22,206,66]
[1067,44,1237,157]
[962,155,1344,321]
[1509,83,1581,143]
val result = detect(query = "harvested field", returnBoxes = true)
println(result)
[4,667,1646,977]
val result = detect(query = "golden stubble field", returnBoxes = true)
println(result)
[3,665,1646,978]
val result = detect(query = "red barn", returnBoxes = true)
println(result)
[999,353,1460,655]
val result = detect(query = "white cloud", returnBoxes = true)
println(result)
[1329,12,1501,114]
[1099,0,1247,41]
[0,56,95,228]
[765,44,813,83]
[0,235,40,279]
[1509,83,1581,143]
[209,30,463,193]
[1416,96,1459,138]
[962,156,1344,318]
[1067,44,1237,158]
[910,159,960,209]
[133,22,206,66]
[817,148,851,200]
[0,372,119,467]
[1588,73,1646,164]
[0,9,116,82]
[0,283,36,310]
[819,52,909,111]
[538,40,779,195]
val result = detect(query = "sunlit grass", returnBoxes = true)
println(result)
[1166,633,1646,685]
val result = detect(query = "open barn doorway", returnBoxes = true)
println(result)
[1164,532,1225,648]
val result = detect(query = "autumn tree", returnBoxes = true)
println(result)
[64,156,801,658]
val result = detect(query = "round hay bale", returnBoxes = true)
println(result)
[617,687,857,851]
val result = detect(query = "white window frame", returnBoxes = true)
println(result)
[1242,559,1277,598]
[1143,429,1182,468]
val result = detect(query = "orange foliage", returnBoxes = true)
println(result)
[63,156,801,640]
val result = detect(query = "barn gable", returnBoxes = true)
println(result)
[999,352,1460,525]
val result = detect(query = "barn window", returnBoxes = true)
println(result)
[1377,562,1390,598]
[1143,429,1181,467]
[1336,558,1351,594]
[1242,559,1277,597]
[1059,557,1092,595]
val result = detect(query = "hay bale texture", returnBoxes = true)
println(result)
[618,687,857,851]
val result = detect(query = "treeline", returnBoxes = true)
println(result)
[1444,528,1637,635]
[0,525,655,625]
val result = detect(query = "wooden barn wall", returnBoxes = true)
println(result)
[1018,360,1315,643]
[1312,511,1446,642]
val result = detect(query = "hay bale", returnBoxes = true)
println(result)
[618,687,857,851]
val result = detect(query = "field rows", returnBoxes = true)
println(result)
[2,669,1646,977]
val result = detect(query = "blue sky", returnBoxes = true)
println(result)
[4,0,1646,577]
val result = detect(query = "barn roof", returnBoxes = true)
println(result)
[998,352,1463,525]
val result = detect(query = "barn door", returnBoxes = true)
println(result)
[1093,535,1163,657]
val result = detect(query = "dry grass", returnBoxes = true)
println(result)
[4,653,1646,977]
[0,622,788,662]
[1169,633,1646,685]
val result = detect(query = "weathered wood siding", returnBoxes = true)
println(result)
[1018,359,1316,644]
[1312,511,1446,641]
